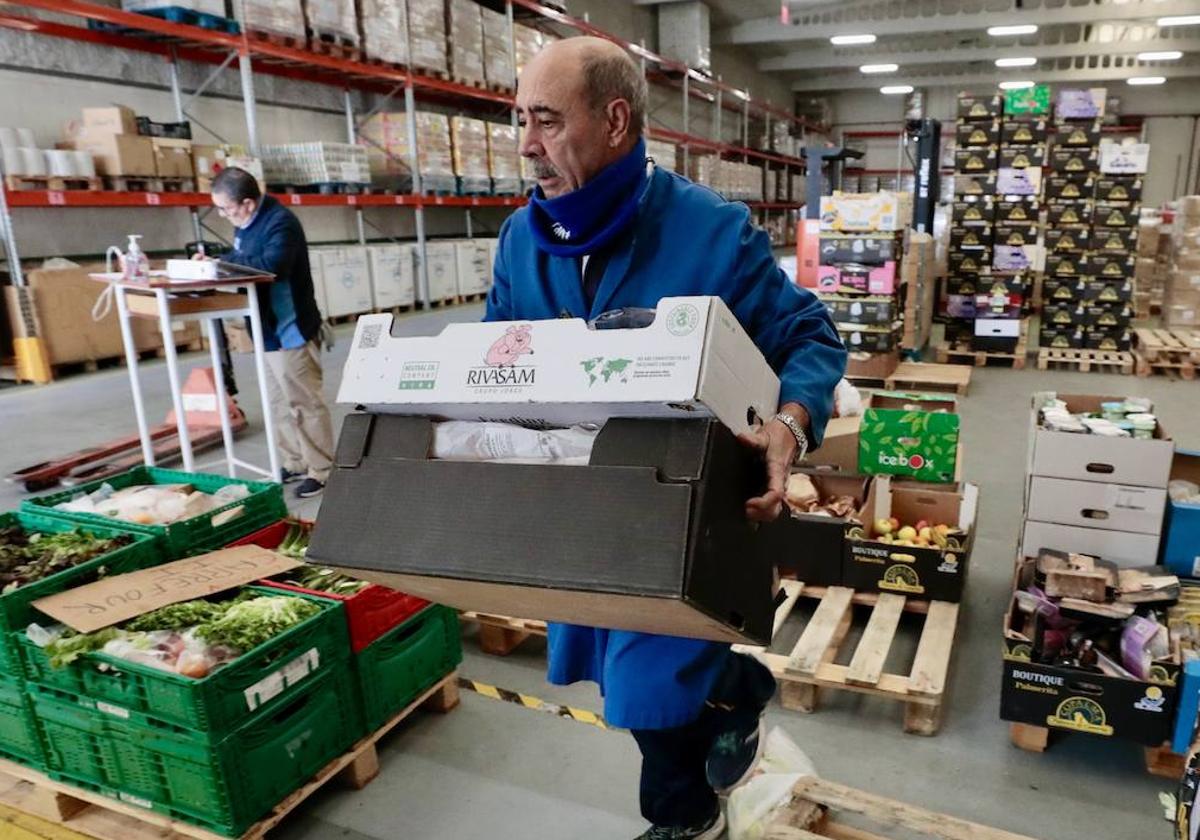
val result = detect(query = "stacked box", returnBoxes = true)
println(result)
[358,111,412,189]
[513,23,543,77]
[450,116,491,195]
[304,0,357,43]
[238,0,305,38]
[260,142,368,187]
[646,138,679,174]
[448,0,486,87]
[487,122,522,195]
[481,6,515,89]
[1166,196,1200,328]
[407,0,448,74]
[358,0,408,67]
[689,156,764,202]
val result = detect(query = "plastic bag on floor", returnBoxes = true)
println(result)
[727,727,818,840]
[431,421,598,465]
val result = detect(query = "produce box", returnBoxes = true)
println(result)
[1044,174,1096,201]
[1044,227,1088,254]
[1163,451,1200,578]
[995,198,1039,224]
[1051,121,1102,147]
[24,467,286,559]
[838,324,900,353]
[844,350,899,381]
[1081,302,1134,328]
[1041,278,1084,303]
[949,225,992,251]
[973,317,1022,351]
[231,519,430,653]
[950,199,995,226]
[816,262,897,295]
[1049,146,1100,175]
[955,120,999,148]
[1094,176,1142,203]
[19,564,349,736]
[957,93,1003,121]
[1004,84,1050,116]
[1045,253,1091,277]
[996,166,1041,196]
[1026,475,1163,535]
[1079,278,1134,304]
[954,173,996,196]
[0,510,159,679]
[817,234,897,265]
[948,249,992,275]
[998,144,1046,169]
[1001,119,1049,147]
[859,391,960,483]
[946,272,1028,298]
[1083,326,1133,352]
[1038,325,1085,349]
[993,243,1041,272]
[356,604,461,732]
[757,470,871,586]
[995,223,1039,248]
[1100,143,1150,175]
[844,476,978,601]
[1021,520,1160,566]
[0,674,43,768]
[1091,227,1139,254]
[820,294,896,326]
[1090,253,1136,280]
[1094,203,1138,229]
[1055,87,1107,120]
[818,192,912,232]
[30,664,361,837]
[1046,201,1093,227]
[954,147,998,174]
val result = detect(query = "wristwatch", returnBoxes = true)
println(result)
[774,412,810,465]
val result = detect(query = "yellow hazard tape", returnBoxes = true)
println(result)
[457,677,611,731]
[0,802,93,840]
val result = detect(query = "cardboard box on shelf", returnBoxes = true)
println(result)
[1046,253,1092,278]
[819,192,912,232]
[313,246,372,319]
[309,414,776,645]
[843,476,978,601]
[1045,228,1088,254]
[1091,227,1139,254]
[996,223,1040,248]
[1046,201,1092,227]
[951,199,996,226]
[973,317,1023,352]
[481,5,515,89]
[1039,325,1085,349]
[1082,302,1134,329]
[994,243,1043,273]
[1083,326,1133,352]
[999,144,1047,169]
[1026,476,1166,535]
[1043,303,1088,328]
[236,0,304,38]
[759,470,872,585]
[447,0,486,85]
[358,0,408,66]
[71,133,155,177]
[1162,451,1200,578]
[1079,278,1134,304]
[1090,253,1137,280]
[1004,84,1051,116]
[1135,257,1157,283]
[1094,203,1139,229]
[487,122,522,183]
[948,249,993,275]
[1100,143,1150,175]
[450,116,490,180]
[366,244,415,310]
[81,105,137,136]
[150,137,193,178]
[1001,118,1049,145]
[1044,174,1096,201]
[1095,176,1142,203]
[996,198,1040,224]
[1049,146,1100,175]
[955,147,999,174]
[407,0,449,74]
[956,120,1000,148]
[859,391,960,483]
[950,225,993,250]
[336,296,780,435]
[304,0,356,42]
[957,93,1003,121]
[1051,121,1102,147]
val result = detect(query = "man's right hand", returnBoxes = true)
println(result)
[190,253,212,261]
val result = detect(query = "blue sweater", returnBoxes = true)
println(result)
[228,195,323,351]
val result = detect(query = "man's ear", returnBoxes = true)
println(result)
[605,99,632,148]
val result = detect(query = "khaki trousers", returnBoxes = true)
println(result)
[264,341,334,482]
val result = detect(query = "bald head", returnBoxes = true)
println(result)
[517,36,648,197]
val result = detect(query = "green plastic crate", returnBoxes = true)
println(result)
[355,605,461,733]
[0,510,161,680]
[31,663,361,837]
[18,587,349,736]
[22,466,286,558]
[0,675,44,768]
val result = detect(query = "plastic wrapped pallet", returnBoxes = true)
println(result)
[417,112,456,193]
[260,142,368,186]
[452,116,491,195]
[123,0,227,15]
[646,138,679,174]
[305,0,357,43]
[514,23,543,77]
[481,6,515,90]
[487,122,522,195]
[236,0,304,39]
[448,0,485,86]
[358,0,407,66]
[359,112,412,189]
[407,0,447,74]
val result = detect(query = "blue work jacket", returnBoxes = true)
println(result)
[485,165,846,730]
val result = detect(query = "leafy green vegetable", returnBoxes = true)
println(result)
[45,628,121,668]
[0,526,131,593]
[196,596,320,651]
[282,565,368,595]
[125,600,229,632]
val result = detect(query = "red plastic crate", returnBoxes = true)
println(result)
[230,519,430,653]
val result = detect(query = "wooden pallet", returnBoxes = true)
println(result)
[0,671,459,840]
[243,28,305,50]
[734,582,959,735]
[1036,347,1134,375]
[459,292,488,304]
[935,341,1027,369]
[103,176,195,193]
[1134,327,1200,379]
[764,776,1040,840]
[460,611,547,656]
[308,31,362,62]
[1009,723,1185,780]
[4,174,102,192]
[44,340,206,380]
[884,361,972,396]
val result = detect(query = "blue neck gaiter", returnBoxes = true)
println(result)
[528,138,648,258]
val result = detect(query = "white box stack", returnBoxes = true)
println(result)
[314,246,373,319]
[424,241,459,304]
[1021,392,1174,567]
[307,247,330,318]
[260,142,368,186]
[367,244,416,310]
[454,239,491,297]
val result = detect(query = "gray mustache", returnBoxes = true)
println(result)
[530,159,559,178]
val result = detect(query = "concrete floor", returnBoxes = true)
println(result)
[1,305,1195,840]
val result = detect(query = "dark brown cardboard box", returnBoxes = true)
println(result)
[1046,201,1093,227]
[1048,146,1100,175]
[954,173,997,196]
[955,120,1000,148]
[1001,118,1049,145]
[1050,120,1102,147]
[951,199,995,226]
[1094,203,1139,229]
[995,223,1040,247]
[957,93,1003,121]
[71,133,156,177]
[1045,174,1096,201]
[1091,227,1139,254]
[949,225,993,250]
[995,199,1039,223]
[1044,227,1088,254]
[759,470,872,586]
[955,147,998,174]
[1095,176,1143,203]
[999,145,1047,169]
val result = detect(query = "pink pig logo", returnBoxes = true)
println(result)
[485,324,534,367]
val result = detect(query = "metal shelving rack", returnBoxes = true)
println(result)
[0,0,826,319]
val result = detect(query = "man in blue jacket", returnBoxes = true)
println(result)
[489,37,847,840]
[206,167,332,498]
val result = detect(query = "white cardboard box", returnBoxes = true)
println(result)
[367,244,415,310]
[1021,519,1160,568]
[307,248,330,318]
[454,239,490,297]
[424,241,458,303]
[337,296,781,435]
[318,246,373,319]
[819,192,912,232]
[975,319,1021,338]
[1026,476,1166,535]
[1100,143,1150,175]
[1027,393,1173,488]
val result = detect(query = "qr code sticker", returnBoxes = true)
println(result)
[359,324,382,349]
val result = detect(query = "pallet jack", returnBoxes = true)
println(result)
[6,367,246,492]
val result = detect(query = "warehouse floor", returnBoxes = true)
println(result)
[1,305,1195,840]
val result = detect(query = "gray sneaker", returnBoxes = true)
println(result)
[294,477,325,499]
[634,809,725,840]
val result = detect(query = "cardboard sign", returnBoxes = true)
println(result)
[32,545,301,633]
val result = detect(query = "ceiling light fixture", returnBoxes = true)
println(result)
[860,63,899,74]
[880,85,914,95]
[987,24,1039,36]
[830,34,876,45]
[995,57,1037,67]
[1158,15,1200,27]
[998,80,1035,90]
[1127,76,1166,85]
[1137,50,1183,60]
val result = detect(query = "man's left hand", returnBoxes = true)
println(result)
[738,403,809,523]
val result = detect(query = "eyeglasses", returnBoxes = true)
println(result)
[214,200,248,217]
